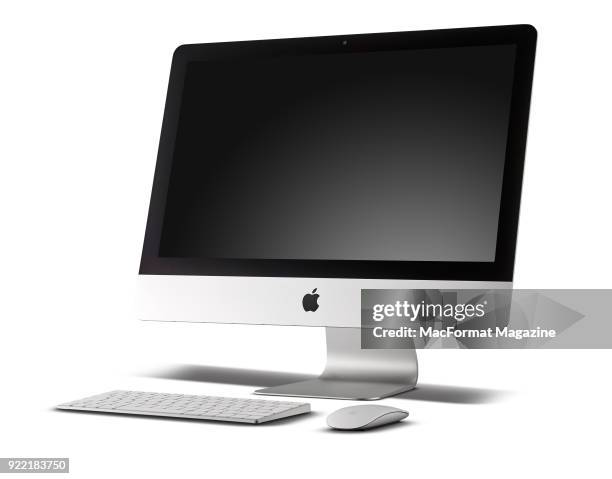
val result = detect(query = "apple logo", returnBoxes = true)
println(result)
[302,288,320,312]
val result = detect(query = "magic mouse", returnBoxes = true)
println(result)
[326,405,409,431]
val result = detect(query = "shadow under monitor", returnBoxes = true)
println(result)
[143,364,510,404]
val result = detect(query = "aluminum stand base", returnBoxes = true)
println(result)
[255,327,418,400]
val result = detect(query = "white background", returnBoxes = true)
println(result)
[1,1,611,478]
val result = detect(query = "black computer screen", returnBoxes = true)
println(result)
[158,45,516,262]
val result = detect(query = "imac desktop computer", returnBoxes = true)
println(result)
[137,25,537,400]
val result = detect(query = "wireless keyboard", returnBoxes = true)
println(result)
[57,390,311,424]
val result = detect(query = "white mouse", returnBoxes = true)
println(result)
[326,405,409,431]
